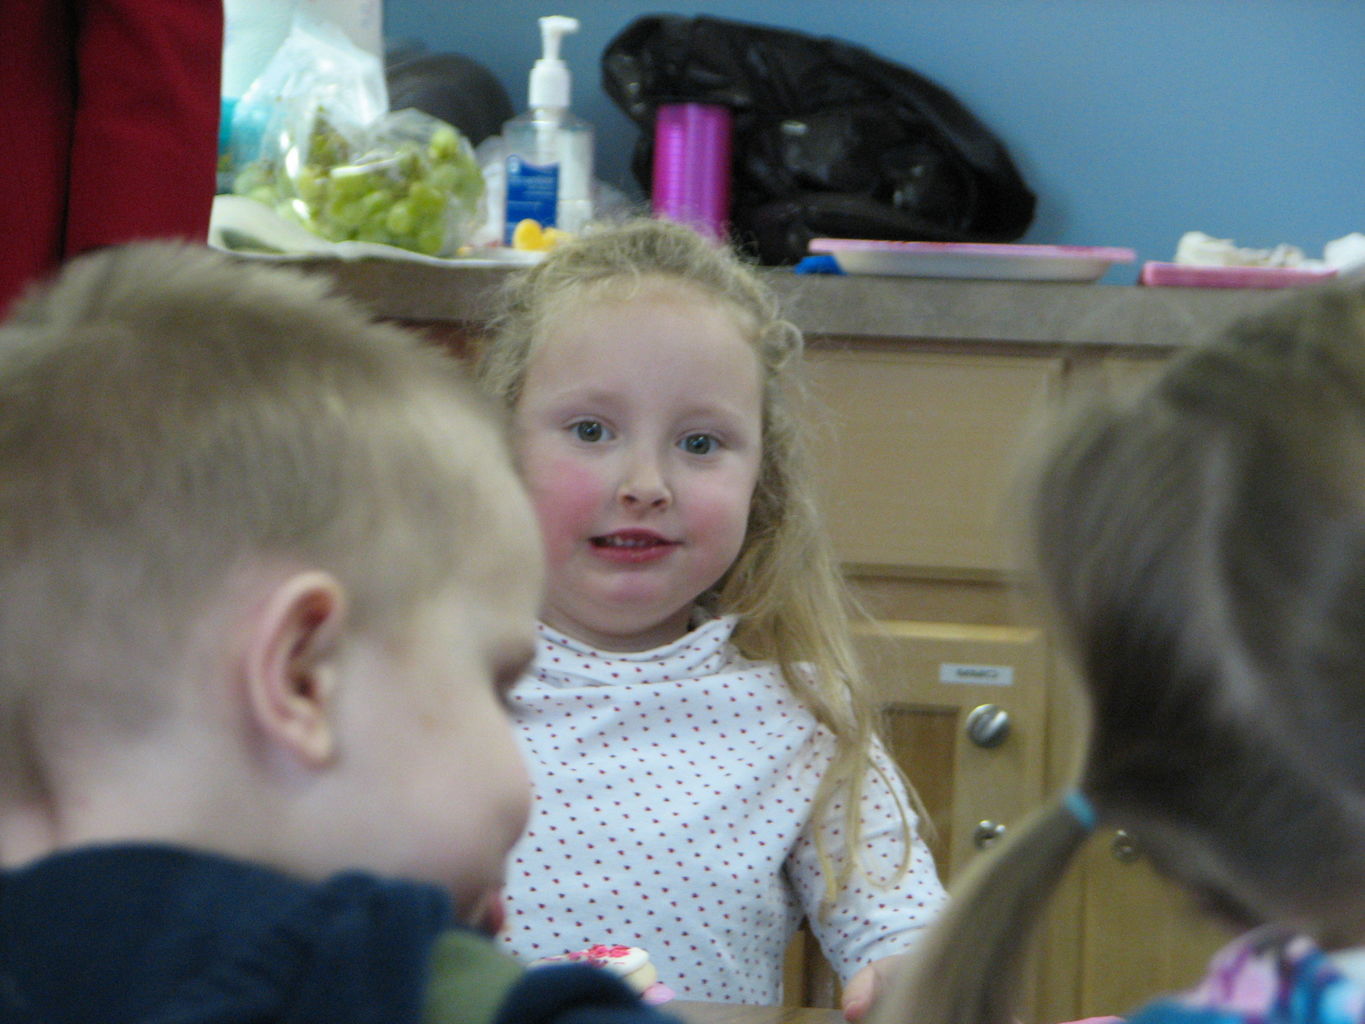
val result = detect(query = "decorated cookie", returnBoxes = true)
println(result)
[532,944,674,1004]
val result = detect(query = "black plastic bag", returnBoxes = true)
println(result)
[602,15,1036,264]
[385,44,513,147]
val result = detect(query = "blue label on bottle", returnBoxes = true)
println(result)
[505,155,559,243]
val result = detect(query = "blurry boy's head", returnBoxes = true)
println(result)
[0,244,542,921]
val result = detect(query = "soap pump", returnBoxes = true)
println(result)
[501,15,594,244]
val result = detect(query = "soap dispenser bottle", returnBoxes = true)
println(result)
[502,15,594,244]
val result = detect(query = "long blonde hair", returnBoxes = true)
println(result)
[876,280,1365,1024]
[476,217,912,898]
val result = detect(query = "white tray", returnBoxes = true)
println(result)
[208,194,542,266]
[808,238,1136,282]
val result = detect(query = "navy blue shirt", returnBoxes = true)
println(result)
[0,844,678,1024]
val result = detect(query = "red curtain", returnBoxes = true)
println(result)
[0,0,223,315]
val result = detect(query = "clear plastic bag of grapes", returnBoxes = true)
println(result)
[229,14,485,257]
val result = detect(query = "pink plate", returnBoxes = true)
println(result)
[1140,261,1337,289]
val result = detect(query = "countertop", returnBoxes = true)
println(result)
[268,255,1297,351]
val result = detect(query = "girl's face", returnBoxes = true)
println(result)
[513,279,764,652]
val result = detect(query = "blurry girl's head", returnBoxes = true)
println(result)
[876,283,1365,1024]
[1031,282,1365,944]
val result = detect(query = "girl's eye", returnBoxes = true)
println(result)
[573,420,606,442]
[681,433,718,455]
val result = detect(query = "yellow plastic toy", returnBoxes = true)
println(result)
[511,218,570,252]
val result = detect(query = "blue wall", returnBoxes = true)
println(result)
[384,0,1365,282]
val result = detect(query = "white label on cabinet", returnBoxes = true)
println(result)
[940,663,1014,686]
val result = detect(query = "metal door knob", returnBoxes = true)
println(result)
[1111,829,1142,863]
[973,820,1007,849]
[965,703,1011,748]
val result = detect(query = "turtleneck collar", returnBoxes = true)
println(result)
[531,614,742,688]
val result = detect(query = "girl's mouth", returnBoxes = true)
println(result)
[591,530,677,561]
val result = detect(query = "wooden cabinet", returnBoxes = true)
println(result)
[790,340,1227,1021]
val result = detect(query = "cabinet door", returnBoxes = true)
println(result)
[805,347,1064,575]
[854,619,1048,879]
[784,618,1050,1008]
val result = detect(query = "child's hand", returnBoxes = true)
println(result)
[468,887,506,936]
[841,952,911,1022]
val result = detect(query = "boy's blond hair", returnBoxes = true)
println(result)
[0,243,511,802]
[476,217,912,900]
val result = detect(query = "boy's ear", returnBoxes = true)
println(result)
[244,571,348,769]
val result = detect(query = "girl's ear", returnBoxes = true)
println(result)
[243,571,348,769]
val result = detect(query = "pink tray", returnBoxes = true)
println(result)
[1140,262,1337,289]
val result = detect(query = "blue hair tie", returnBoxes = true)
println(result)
[1063,789,1098,832]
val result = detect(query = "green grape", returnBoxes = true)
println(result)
[295,165,325,203]
[325,198,364,230]
[429,124,459,161]
[328,168,372,201]
[307,110,350,167]
[385,200,415,236]
[356,222,392,244]
[407,181,444,218]
[358,188,393,218]
[396,145,421,178]
[427,162,459,194]
[416,225,446,256]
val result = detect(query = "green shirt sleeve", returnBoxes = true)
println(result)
[421,929,526,1024]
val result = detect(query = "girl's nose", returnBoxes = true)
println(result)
[618,455,671,509]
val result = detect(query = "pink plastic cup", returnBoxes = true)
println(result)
[651,103,732,240]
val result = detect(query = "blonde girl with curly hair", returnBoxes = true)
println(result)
[476,218,946,1015]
